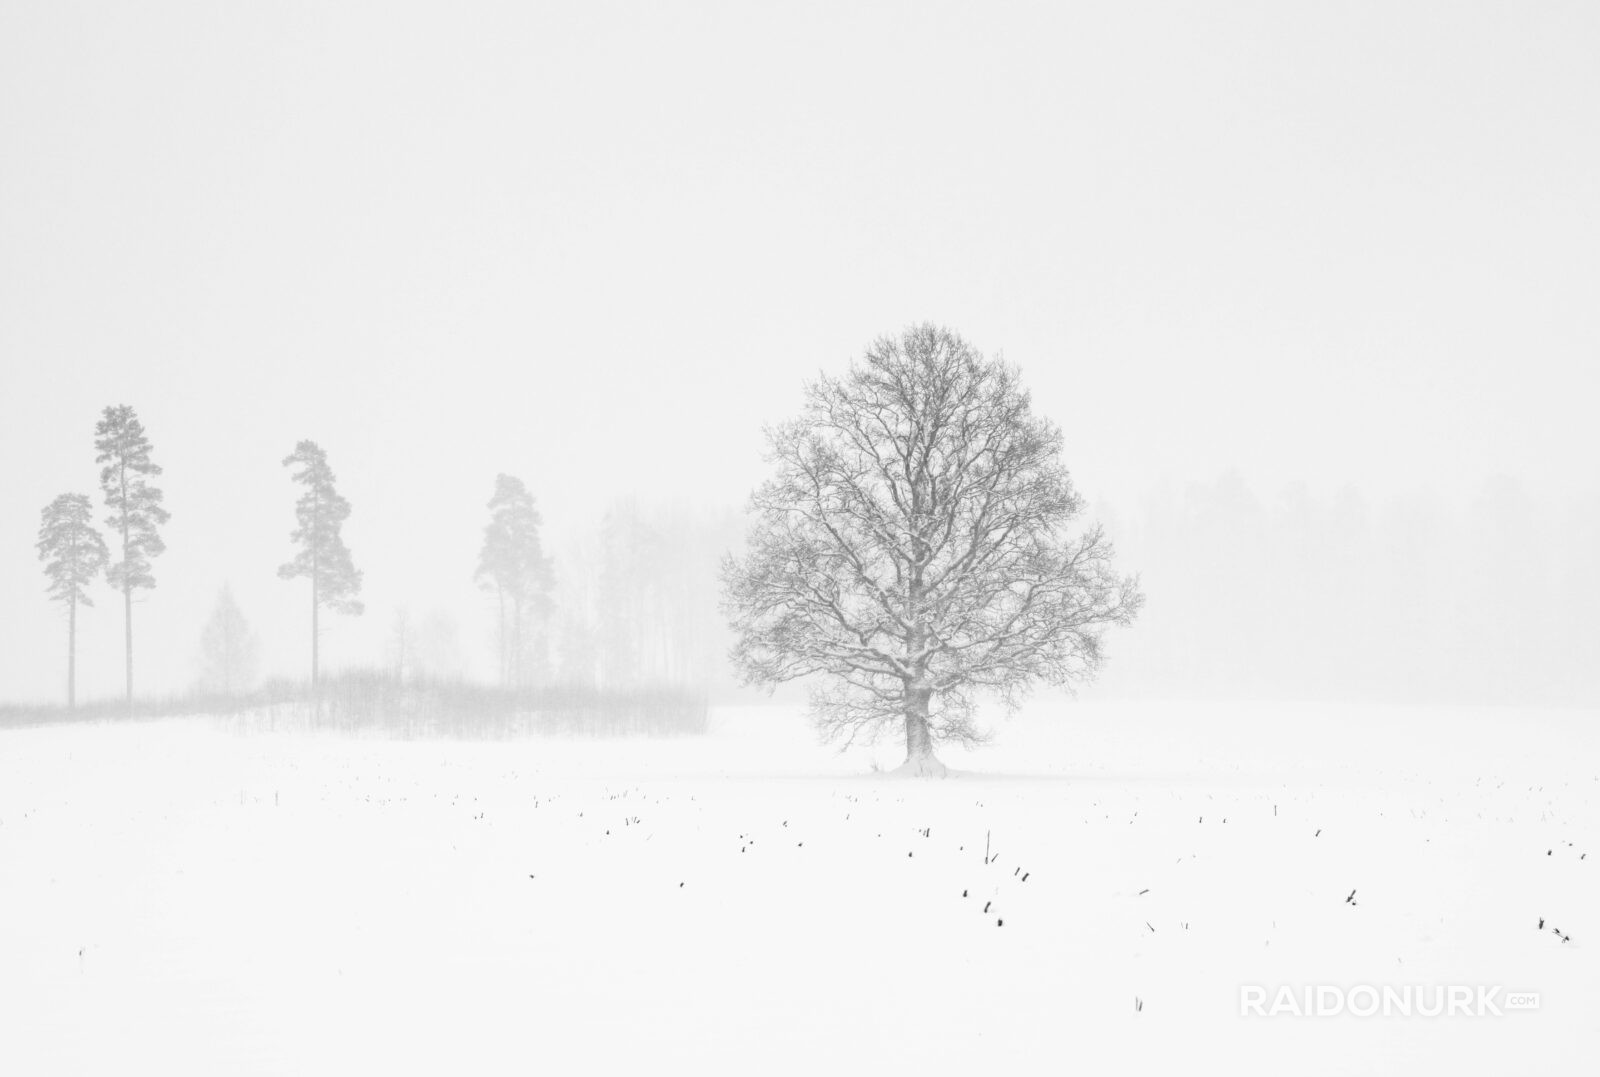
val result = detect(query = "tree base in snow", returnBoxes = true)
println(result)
[892,754,950,778]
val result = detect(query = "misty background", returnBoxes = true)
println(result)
[3,1,1596,708]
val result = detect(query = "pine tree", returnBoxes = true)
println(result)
[36,493,110,708]
[475,474,552,688]
[94,405,169,705]
[278,440,363,685]
[198,585,260,696]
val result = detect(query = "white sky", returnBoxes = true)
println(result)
[3,1,1598,702]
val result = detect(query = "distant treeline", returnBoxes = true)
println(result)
[1096,473,1600,707]
[31,402,737,710]
[0,671,708,739]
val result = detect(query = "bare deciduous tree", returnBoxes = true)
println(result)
[722,324,1142,774]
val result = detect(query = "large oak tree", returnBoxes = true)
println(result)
[722,324,1141,774]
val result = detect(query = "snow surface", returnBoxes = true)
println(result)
[2,701,1594,1074]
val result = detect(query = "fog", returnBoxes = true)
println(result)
[3,0,1597,707]
[7,9,1600,1074]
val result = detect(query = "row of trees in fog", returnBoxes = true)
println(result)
[35,407,530,706]
[35,413,370,706]
[34,405,730,710]
[553,500,739,690]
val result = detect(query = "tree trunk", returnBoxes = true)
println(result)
[311,577,320,688]
[67,594,77,710]
[311,489,320,690]
[900,685,946,776]
[496,587,507,688]
[123,580,133,708]
[121,460,133,708]
[512,596,523,691]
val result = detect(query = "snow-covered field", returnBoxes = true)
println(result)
[2,701,1594,1075]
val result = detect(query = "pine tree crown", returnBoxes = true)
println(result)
[476,473,552,608]
[37,492,109,607]
[278,439,364,615]
[92,404,168,593]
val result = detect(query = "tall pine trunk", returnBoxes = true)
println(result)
[310,494,320,689]
[496,587,507,688]
[123,579,133,707]
[119,460,133,708]
[67,594,77,710]
[512,596,523,690]
[311,571,320,688]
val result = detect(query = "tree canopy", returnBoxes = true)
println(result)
[722,323,1141,770]
[94,404,168,595]
[476,473,552,686]
[278,439,364,616]
[37,492,108,610]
